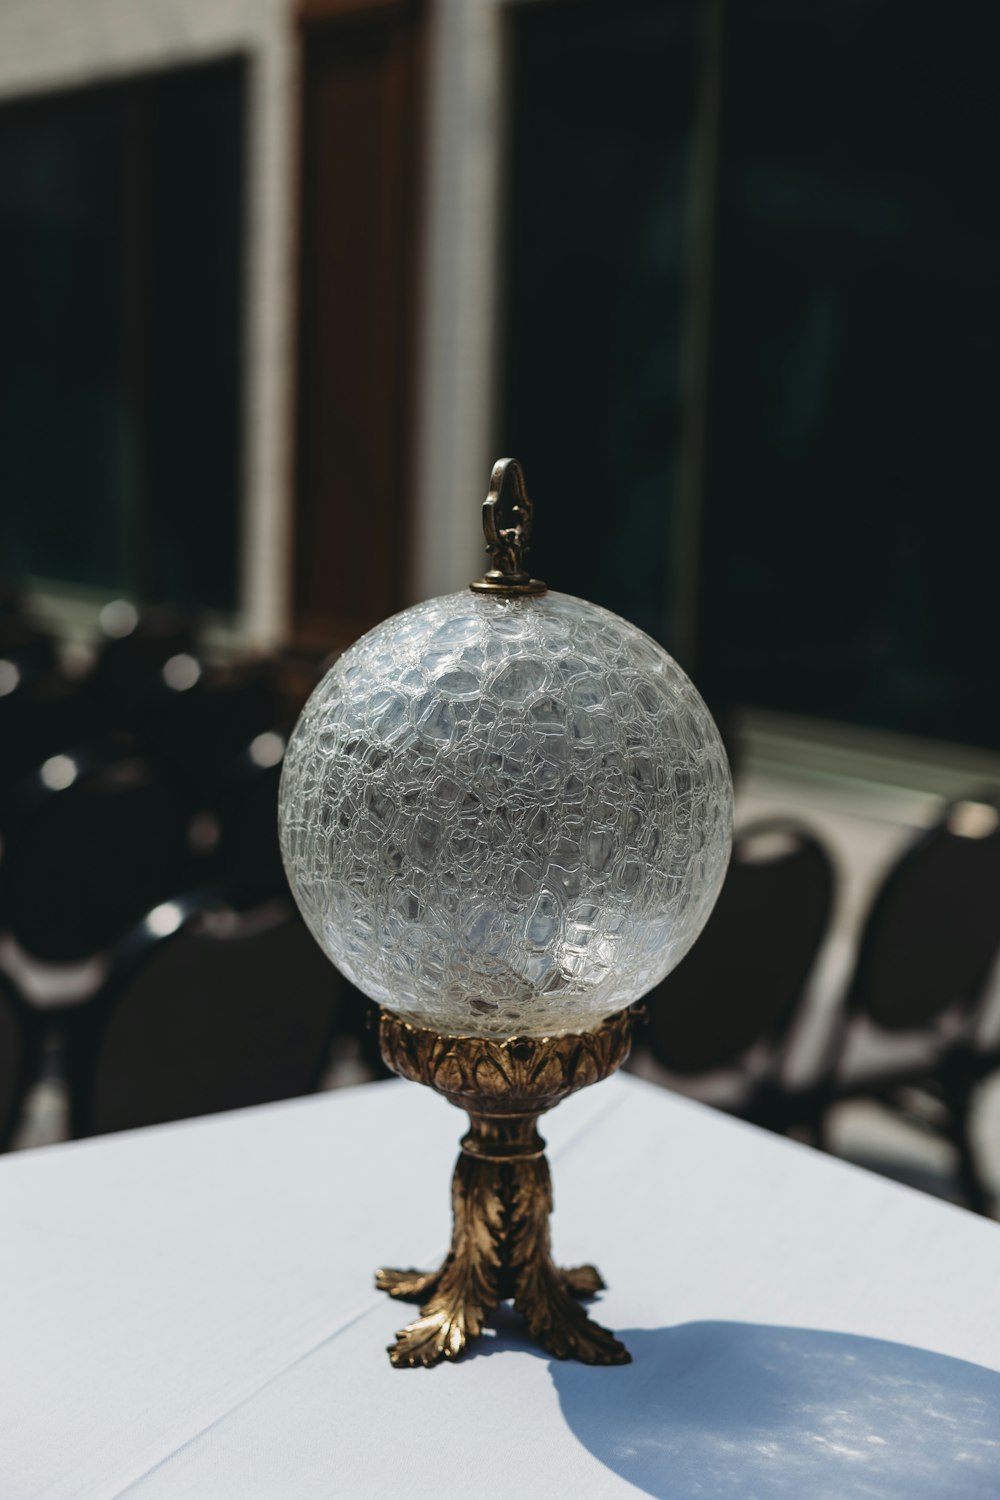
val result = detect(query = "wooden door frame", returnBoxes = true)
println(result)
[290,0,428,651]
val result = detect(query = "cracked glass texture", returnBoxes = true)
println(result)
[279,590,733,1038]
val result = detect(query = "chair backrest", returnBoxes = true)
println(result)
[0,670,102,812]
[847,795,1000,1031]
[135,664,279,798]
[90,606,197,728]
[70,891,342,1136]
[645,819,835,1076]
[0,740,196,963]
[0,974,41,1151]
[0,614,58,681]
[215,735,287,893]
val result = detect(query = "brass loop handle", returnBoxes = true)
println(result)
[470,456,548,596]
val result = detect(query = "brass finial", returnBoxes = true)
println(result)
[469,457,548,597]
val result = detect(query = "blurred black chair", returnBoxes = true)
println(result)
[214,733,287,893]
[89,604,198,731]
[135,661,279,802]
[0,973,42,1151]
[818,793,1000,1212]
[211,743,393,1078]
[0,666,103,811]
[0,585,59,680]
[0,739,198,965]
[67,887,343,1137]
[270,642,334,735]
[0,619,58,682]
[637,819,836,1128]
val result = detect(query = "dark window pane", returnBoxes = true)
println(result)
[0,57,246,611]
[503,0,999,751]
[500,0,702,645]
[700,0,1000,747]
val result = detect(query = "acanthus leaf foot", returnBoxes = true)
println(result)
[515,1260,631,1365]
[560,1263,606,1299]
[375,1266,442,1302]
[388,1261,497,1368]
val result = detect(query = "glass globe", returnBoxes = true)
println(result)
[279,589,732,1038]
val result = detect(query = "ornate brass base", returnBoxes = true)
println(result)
[375,1007,633,1368]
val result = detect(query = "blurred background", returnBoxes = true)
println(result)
[0,0,999,1211]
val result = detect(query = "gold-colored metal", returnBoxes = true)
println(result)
[375,1007,633,1368]
[470,457,548,597]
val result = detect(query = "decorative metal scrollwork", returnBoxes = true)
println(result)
[375,1008,633,1367]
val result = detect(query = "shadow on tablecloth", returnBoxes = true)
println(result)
[549,1321,1000,1499]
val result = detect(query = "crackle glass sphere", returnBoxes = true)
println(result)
[279,589,732,1038]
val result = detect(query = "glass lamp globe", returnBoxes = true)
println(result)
[279,486,732,1043]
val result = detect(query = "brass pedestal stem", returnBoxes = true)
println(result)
[375,1007,633,1368]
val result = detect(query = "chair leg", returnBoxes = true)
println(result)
[945,1078,993,1217]
[953,1115,992,1216]
[745,1082,831,1152]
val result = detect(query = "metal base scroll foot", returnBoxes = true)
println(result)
[374,1008,635,1369]
[376,1136,628,1368]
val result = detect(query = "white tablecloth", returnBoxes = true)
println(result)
[1,1073,999,1500]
